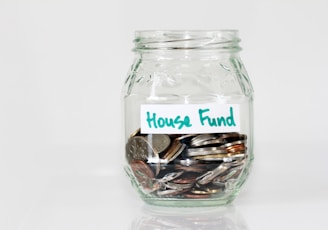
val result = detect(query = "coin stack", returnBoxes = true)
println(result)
[126,129,248,199]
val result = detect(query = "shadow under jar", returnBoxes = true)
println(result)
[123,30,254,207]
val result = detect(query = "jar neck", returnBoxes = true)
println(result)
[133,30,241,56]
[135,49,239,61]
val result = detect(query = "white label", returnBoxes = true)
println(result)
[140,103,240,134]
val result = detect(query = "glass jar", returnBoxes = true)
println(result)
[123,30,254,207]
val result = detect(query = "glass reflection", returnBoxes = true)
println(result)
[130,204,249,230]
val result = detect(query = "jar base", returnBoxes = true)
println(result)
[124,163,252,207]
[140,195,237,207]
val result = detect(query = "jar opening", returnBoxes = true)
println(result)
[134,30,241,51]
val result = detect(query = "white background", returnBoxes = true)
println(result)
[1,0,328,229]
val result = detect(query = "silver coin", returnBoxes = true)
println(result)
[192,152,244,161]
[220,133,247,140]
[214,166,242,182]
[190,134,217,147]
[175,158,199,166]
[165,182,193,190]
[157,188,189,196]
[175,134,197,141]
[126,136,157,163]
[223,153,246,162]
[157,171,184,183]
[197,163,232,185]
[146,134,171,154]
[187,147,227,157]
[201,137,225,146]
[230,155,248,167]
[192,156,226,161]
[162,140,186,163]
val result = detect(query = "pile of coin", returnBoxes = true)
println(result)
[126,129,248,199]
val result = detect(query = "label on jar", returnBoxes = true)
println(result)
[140,103,240,134]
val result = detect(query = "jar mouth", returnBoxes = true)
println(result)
[134,30,241,51]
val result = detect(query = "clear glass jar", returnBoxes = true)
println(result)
[123,30,254,207]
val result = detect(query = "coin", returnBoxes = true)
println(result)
[175,164,207,173]
[184,193,211,199]
[175,158,199,166]
[175,134,197,142]
[130,160,155,190]
[162,141,186,163]
[230,156,247,167]
[187,146,227,157]
[172,176,197,184]
[129,128,141,138]
[226,144,246,153]
[197,163,232,185]
[201,137,225,146]
[126,130,249,199]
[157,171,184,183]
[190,134,217,147]
[191,153,230,160]
[165,182,193,190]
[222,140,246,148]
[146,134,171,154]
[220,133,247,141]
[190,188,211,195]
[157,188,190,197]
[204,185,223,194]
[126,136,157,163]
[223,153,246,162]
[217,166,243,182]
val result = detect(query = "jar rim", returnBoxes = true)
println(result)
[134,30,241,51]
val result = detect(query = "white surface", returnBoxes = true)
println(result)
[1,0,328,229]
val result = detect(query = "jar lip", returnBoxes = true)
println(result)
[134,30,241,51]
[135,30,239,36]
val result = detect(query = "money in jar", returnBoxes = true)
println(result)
[122,30,254,207]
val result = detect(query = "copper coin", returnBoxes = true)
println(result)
[184,193,211,199]
[226,144,246,153]
[175,164,207,173]
[222,140,246,148]
[130,160,154,189]
[172,176,197,184]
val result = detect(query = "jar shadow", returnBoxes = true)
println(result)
[129,204,250,230]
